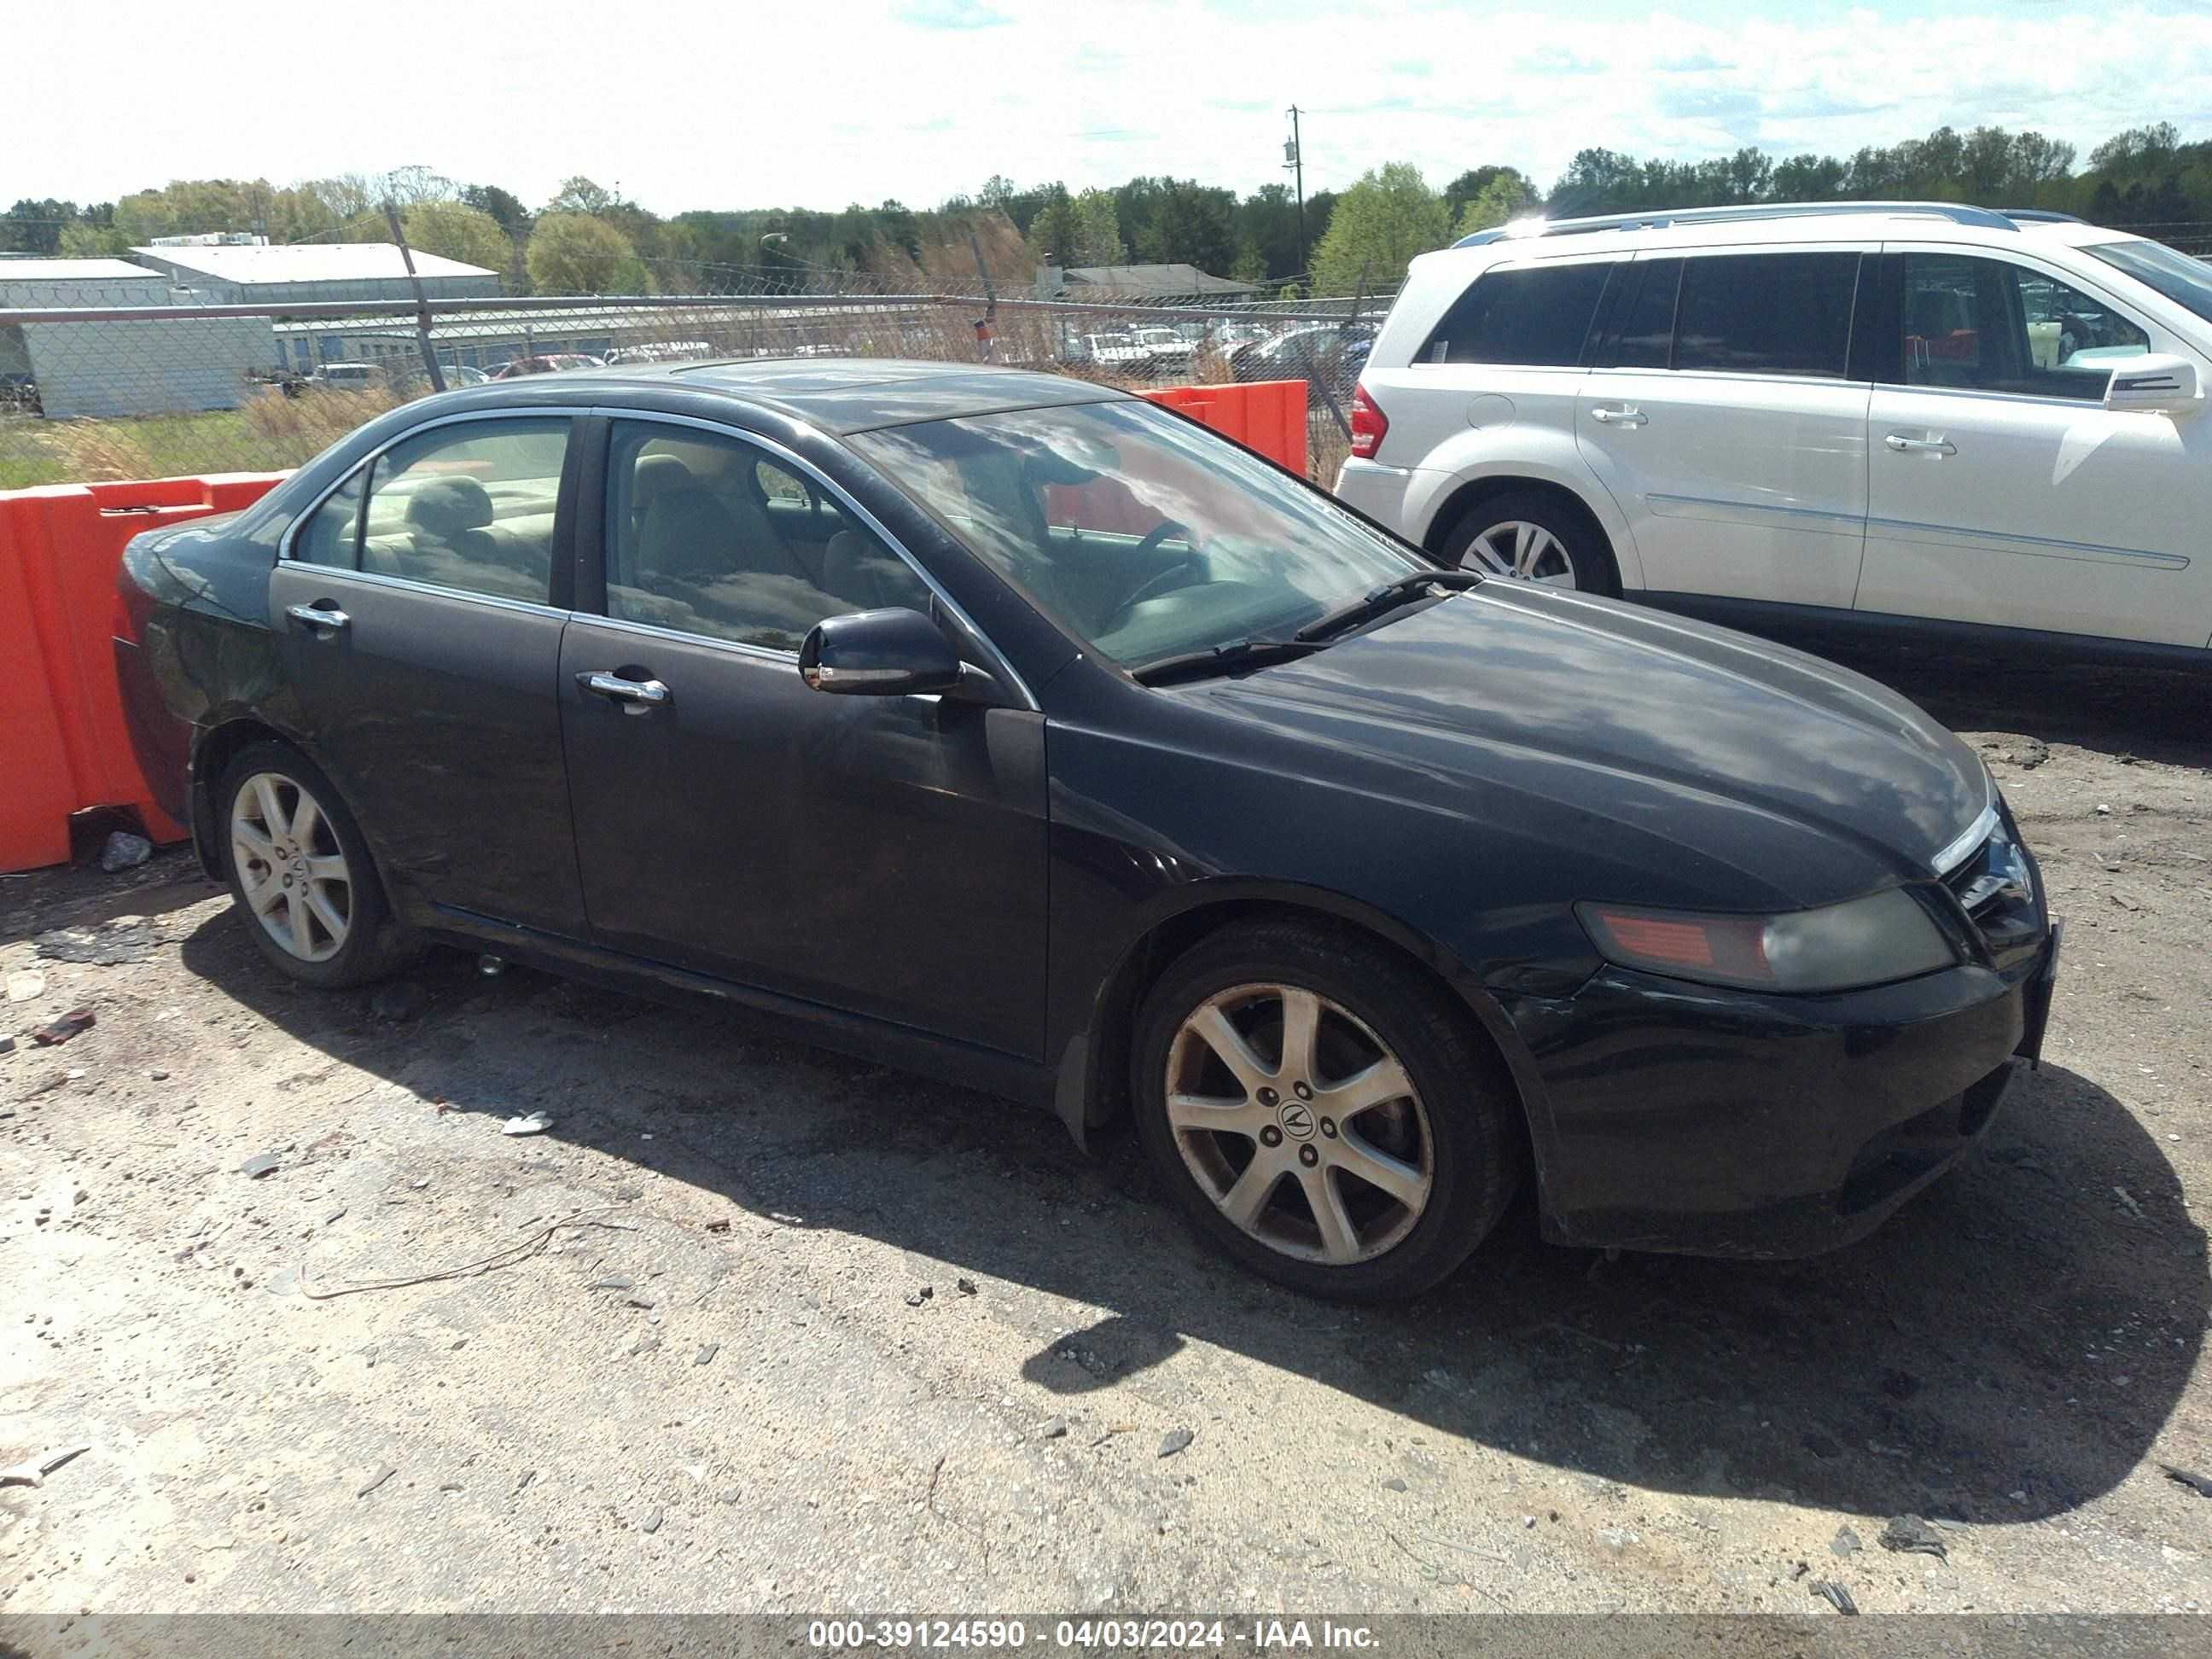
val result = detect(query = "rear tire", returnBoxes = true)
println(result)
[1131,921,1521,1301]
[1441,489,1619,595]
[218,742,410,989]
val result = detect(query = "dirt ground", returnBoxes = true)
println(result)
[3,638,2209,1620]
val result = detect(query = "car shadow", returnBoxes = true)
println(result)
[177,911,2205,1528]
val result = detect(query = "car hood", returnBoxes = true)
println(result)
[1185,582,1989,909]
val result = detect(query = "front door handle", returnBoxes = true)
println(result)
[577,670,672,713]
[285,602,350,633]
[1885,433,1957,456]
[1590,405,1649,427]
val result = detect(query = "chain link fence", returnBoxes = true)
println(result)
[0,268,1382,491]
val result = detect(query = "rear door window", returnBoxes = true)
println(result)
[1674,252,1861,379]
[1420,261,1614,366]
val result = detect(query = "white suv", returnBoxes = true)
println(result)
[1336,202,2212,661]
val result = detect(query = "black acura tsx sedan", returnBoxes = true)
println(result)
[114,358,2058,1299]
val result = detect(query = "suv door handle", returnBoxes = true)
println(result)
[1885,433,1957,456]
[1590,405,1648,427]
[284,602,351,633]
[577,670,672,713]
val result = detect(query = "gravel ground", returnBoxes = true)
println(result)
[2,640,2208,1620]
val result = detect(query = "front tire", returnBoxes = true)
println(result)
[1441,489,1619,594]
[218,742,405,989]
[1132,922,1521,1301]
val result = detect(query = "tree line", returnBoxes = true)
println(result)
[3,122,2204,301]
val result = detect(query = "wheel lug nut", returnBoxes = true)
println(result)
[1257,1087,1278,1108]
[1293,1081,1313,1101]
[1298,1144,1319,1167]
[1260,1126,1283,1147]
[1320,1118,1337,1138]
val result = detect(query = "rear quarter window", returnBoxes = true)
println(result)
[1417,261,1615,367]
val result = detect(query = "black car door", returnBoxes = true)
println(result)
[557,414,1049,1057]
[268,410,590,938]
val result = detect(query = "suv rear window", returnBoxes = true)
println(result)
[1673,252,1860,379]
[1419,262,1613,367]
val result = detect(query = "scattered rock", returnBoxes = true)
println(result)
[589,1276,635,1291]
[704,1219,731,1233]
[370,981,428,1022]
[1831,1526,1862,1557]
[1597,1528,1639,1552]
[500,1110,553,1137]
[905,1285,934,1307]
[1382,1476,1408,1493]
[956,1277,977,1295]
[2095,803,2112,816]
[357,1465,397,1499]
[2163,1465,2212,1499]
[30,1008,95,1046]
[1880,1515,1948,1559]
[2115,1186,2146,1220]
[694,1343,719,1367]
[37,921,152,964]
[0,1035,15,1056]
[515,1470,537,1494]
[100,831,153,872]
[640,1507,663,1534]
[1810,1580,1859,1615]
[719,1489,742,1505]
[5,971,45,1003]
[625,1295,656,1311]
[149,1068,169,1081]
[236,1152,281,1179]
[630,1334,662,1357]
[1158,1427,1194,1458]
[1040,1417,1068,1441]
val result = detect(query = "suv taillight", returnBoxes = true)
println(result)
[1348,382,1388,459]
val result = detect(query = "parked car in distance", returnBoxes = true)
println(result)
[114,358,2056,1299]
[1231,323,1374,393]
[1336,201,2212,664]
[605,341,713,366]
[303,362,387,391]
[1130,326,1197,371]
[488,353,603,379]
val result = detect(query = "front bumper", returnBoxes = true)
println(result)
[1503,924,2059,1258]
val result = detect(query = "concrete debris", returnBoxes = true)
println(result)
[1040,1417,1068,1441]
[1810,1580,1859,1615]
[38,921,152,964]
[1158,1427,1194,1458]
[100,831,153,872]
[694,1343,719,1367]
[1879,1515,1948,1559]
[236,1153,281,1179]
[1831,1526,1862,1557]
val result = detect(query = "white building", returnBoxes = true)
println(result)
[129,242,501,306]
[0,259,275,420]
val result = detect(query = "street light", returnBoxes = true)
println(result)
[1284,106,1307,282]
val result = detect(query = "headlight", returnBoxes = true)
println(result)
[1575,888,1957,993]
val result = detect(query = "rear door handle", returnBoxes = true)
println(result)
[1590,405,1649,427]
[1885,433,1957,456]
[577,670,672,713]
[285,602,350,633]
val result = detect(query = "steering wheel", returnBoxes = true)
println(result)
[1104,521,1202,632]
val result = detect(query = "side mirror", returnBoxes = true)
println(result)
[2104,352,2201,417]
[798,607,966,697]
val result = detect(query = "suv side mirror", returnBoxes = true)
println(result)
[798,607,967,697]
[2104,352,2201,417]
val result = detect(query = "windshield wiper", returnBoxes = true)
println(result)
[1130,636,1328,687]
[1294,569,1482,644]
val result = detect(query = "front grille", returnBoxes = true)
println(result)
[1941,813,2045,967]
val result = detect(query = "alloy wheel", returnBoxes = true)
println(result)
[230,771,353,963]
[1462,520,1578,587]
[1164,982,1434,1266]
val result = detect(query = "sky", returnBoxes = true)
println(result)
[13,0,2212,214]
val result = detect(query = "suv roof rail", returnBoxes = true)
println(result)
[1998,208,2084,224]
[1451,200,2021,248]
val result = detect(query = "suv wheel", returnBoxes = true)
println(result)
[1132,922,1520,1301]
[1443,490,1618,594]
[218,742,408,988]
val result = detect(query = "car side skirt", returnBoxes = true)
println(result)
[1633,592,2212,669]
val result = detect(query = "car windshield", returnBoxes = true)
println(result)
[850,400,1423,669]
[2085,238,2212,324]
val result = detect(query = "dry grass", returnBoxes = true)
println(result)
[35,420,164,483]
[239,387,403,466]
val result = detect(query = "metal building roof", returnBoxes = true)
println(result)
[127,243,498,282]
[0,258,165,283]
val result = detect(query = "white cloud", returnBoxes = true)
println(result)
[13,0,2211,212]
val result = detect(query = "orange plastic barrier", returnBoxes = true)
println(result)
[1143,380,1307,476]
[1,473,287,872]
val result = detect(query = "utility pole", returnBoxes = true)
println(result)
[1284,105,1307,282]
[384,200,445,393]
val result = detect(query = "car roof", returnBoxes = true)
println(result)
[1432,202,2146,264]
[511,355,1132,434]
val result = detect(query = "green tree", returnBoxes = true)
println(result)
[403,200,511,271]
[58,219,127,257]
[1310,163,1450,294]
[1071,189,1126,265]
[1453,172,1538,237]
[526,212,649,294]
[545,176,618,216]
[1025,189,1078,265]
[462,183,532,239]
